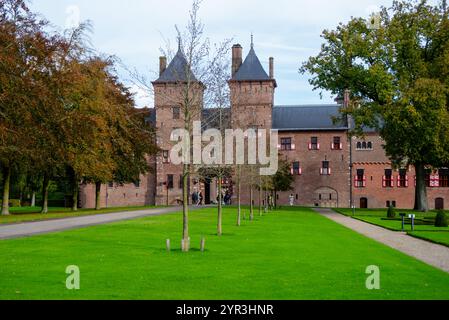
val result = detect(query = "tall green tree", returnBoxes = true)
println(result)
[301,0,449,211]
[271,159,294,209]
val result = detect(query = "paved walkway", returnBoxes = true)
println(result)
[0,206,196,240]
[314,208,449,274]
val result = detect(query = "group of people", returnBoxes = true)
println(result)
[217,190,232,206]
[191,189,233,206]
[191,191,204,206]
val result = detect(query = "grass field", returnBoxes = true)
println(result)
[0,206,162,225]
[336,208,449,247]
[1,207,449,300]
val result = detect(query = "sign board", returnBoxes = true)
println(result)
[408,214,416,219]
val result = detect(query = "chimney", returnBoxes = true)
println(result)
[232,44,243,77]
[344,89,350,108]
[159,56,167,76]
[269,57,274,79]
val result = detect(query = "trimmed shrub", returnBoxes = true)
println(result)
[435,211,448,228]
[387,205,396,218]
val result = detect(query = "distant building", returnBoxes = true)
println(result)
[79,40,449,210]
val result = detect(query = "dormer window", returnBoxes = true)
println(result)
[356,141,373,150]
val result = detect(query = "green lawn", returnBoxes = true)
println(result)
[1,207,449,300]
[336,208,449,247]
[0,206,162,225]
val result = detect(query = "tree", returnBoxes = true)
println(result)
[271,159,294,209]
[129,0,230,251]
[301,0,449,211]
[0,0,44,215]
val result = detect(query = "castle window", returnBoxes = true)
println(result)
[173,106,180,120]
[320,161,331,175]
[356,141,373,150]
[439,169,449,187]
[280,138,292,151]
[355,169,366,188]
[383,169,394,188]
[397,169,409,188]
[167,175,174,190]
[292,162,302,175]
[134,180,141,188]
[108,182,114,188]
[332,137,342,150]
[309,137,320,150]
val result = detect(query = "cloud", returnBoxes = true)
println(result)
[30,0,398,106]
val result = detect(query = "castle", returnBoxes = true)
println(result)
[79,41,449,210]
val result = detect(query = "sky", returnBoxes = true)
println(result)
[29,0,396,108]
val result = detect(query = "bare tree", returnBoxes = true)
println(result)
[125,0,231,251]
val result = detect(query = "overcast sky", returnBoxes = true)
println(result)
[30,0,399,107]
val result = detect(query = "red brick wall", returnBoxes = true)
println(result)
[351,134,449,209]
[276,131,351,208]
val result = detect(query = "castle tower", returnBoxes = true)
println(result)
[152,44,204,206]
[229,39,277,131]
[228,39,277,206]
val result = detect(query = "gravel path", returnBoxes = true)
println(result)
[314,208,449,274]
[0,206,196,240]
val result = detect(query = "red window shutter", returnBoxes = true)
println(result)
[382,176,387,188]
[363,176,367,187]
[320,168,323,175]
[291,167,294,175]
[405,176,409,187]
[328,168,332,175]
[397,176,400,187]
[308,143,312,150]
[299,168,302,175]
[317,143,321,150]
[340,143,343,150]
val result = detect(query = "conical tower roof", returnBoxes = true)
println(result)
[232,43,270,81]
[154,45,197,83]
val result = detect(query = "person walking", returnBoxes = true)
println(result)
[289,194,295,207]
[198,192,204,206]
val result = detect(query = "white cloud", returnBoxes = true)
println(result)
[31,0,398,105]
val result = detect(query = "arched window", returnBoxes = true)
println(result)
[357,142,362,150]
[362,142,367,149]
[367,142,373,149]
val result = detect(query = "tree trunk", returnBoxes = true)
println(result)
[72,177,79,212]
[217,177,223,236]
[1,165,11,215]
[237,165,241,226]
[95,181,102,210]
[182,164,189,252]
[258,179,262,216]
[31,191,36,207]
[414,163,428,212]
[274,190,278,209]
[249,187,254,221]
[41,174,50,214]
